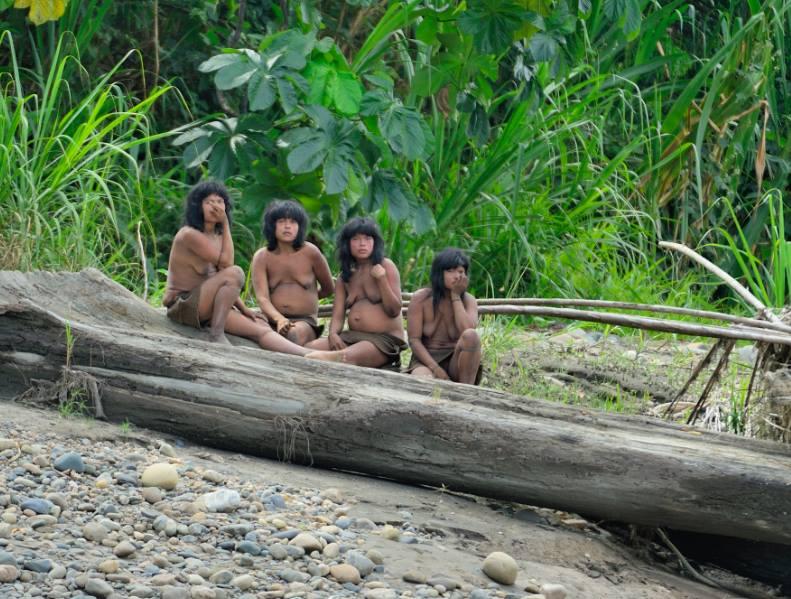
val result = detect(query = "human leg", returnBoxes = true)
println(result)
[196,266,244,343]
[410,365,434,378]
[286,321,318,346]
[304,337,330,350]
[223,311,311,356]
[448,329,481,384]
[307,340,388,368]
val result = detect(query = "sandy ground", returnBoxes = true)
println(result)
[0,401,762,599]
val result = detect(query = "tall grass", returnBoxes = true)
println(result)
[0,32,172,291]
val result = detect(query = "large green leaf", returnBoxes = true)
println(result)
[379,106,426,160]
[247,71,277,111]
[280,108,362,194]
[603,0,641,37]
[360,90,392,117]
[286,135,328,173]
[328,71,363,116]
[214,60,256,90]
[198,53,241,73]
[458,0,526,55]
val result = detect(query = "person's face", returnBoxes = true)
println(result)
[350,233,374,261]
[275,217,299,244]
[202,194,226,223]
[443,265,466,289]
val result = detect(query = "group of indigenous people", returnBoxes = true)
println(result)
[163,181,481,384]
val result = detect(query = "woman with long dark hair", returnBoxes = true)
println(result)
[163,181,338,358]
[405,248,481,384]
[251,199,334,345]
[306,217,406,368]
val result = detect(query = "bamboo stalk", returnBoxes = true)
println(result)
[659,241,782,324]
[315,304,791,346]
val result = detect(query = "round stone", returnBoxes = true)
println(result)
[540,583,567,599]
[83,522,109,542]
[0,565,19,582]
[322,542,340,559]
[141,463,179,490]
[330,564,361,584]
[53,452,85,473]
[231,574,255,590]
[345,550,375,577]
[482,551,518,585]
[84,578,114,598]
[289,532,322,552]
[98,559,119,573]
[113,541,136,558]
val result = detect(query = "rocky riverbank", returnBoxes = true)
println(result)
[0,402,767,599]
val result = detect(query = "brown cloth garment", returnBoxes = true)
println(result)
[339,330,407,370]
[406,345,483,385]
[165,283,205,329]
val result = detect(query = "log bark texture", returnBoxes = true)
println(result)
[2,269,791,545]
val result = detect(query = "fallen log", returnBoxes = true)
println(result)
[2,269,791,546]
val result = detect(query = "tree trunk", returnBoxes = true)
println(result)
[2,269,791,546]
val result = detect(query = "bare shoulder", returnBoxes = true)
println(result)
[304,242,328,259]
[382,257,400,272]
[173,226,202,247]
[251,247,269,267]
[412,288,432,303]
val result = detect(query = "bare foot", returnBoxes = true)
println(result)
[305,350,344,362]
[208,332,232,345]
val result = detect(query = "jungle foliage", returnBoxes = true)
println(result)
[0,0,789,310]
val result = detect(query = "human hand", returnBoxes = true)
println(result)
[431,365,450,380]
[450,273,468,296]
[275,317,293,335]
[328,332,347,350]
[213,204,228,223]
[371,264,386,280]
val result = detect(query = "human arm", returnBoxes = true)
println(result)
[450,273,478,331]
[250,249,292,333]
[371,259,402,318]
[311,245,335,300]
[327,275,348,350]
[407,291,449,379]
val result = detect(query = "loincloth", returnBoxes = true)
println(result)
[339,330,407,370]
[164,283,205,329]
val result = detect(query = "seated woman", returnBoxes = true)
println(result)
[162,181,336,358]
[406,248,481,384]
[306,217,406,368]
[251,200,333,346]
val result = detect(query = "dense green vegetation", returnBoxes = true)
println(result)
[1,0,789,311]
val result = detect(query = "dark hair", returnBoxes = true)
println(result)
[337,217,385,282]
[431,248,470,307]
[262,199,308,251]
[184,181,232,233]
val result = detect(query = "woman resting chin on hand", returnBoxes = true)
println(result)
[405,248,481,384]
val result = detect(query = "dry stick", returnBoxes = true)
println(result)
[473,298,791,334]
[658,241,781,324]
[136,221,148,303]
[317,304,791,346]
[655,529,767,599]
[687,339,735,425]
[358,295,791,334]
[663,340,723,418]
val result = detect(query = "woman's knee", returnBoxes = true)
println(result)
[459,328,480,349]
[222,265,245,288]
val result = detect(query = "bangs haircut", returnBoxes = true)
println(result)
[184,180,232,233]
[431,247,470,307]
[262,199,308,250]
[337,217,385,282]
